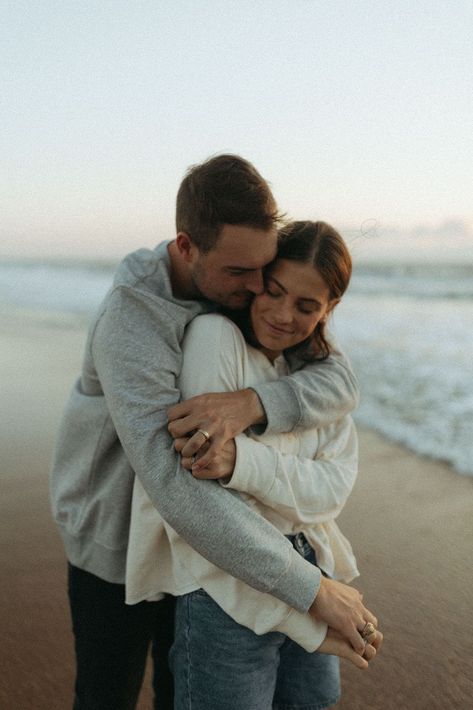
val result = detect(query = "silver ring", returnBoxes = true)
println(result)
[191,454,197,465]
[197,429,210,442]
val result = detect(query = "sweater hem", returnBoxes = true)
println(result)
[58,526,128,585]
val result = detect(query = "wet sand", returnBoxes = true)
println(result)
[1,312,472,709]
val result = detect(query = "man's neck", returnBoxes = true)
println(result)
[167,241,199,300]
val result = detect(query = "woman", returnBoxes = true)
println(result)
[126,221,381,709]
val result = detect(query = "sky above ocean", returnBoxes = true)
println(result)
[2,1,472,260]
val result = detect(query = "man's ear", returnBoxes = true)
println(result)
[175,232,197,263]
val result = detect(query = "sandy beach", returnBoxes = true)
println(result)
[1,312,472,710]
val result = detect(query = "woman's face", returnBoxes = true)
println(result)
[250,258,336,361]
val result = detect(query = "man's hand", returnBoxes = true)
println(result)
[175,437,237,480]
[167,389,264,471]
[310,577,378,654]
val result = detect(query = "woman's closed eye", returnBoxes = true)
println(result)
[297,300,322,315]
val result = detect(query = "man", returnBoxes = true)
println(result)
[51,154,376,710]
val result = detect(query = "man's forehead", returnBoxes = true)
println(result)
[213,225,277,267]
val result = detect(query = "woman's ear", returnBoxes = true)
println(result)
[326,298,341,316]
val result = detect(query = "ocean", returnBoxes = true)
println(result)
[1,256,472,476]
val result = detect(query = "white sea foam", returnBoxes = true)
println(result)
[333,293,473,476]
[2,258,472,476]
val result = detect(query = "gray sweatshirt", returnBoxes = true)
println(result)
[50,241,359,613]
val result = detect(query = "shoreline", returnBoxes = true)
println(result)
[1,316,472,709]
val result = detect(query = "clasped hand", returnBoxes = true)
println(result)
[173,435,236,480]
[167,389,262,478]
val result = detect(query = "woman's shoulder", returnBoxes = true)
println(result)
[184,313,246,349]
[180,313,250,393]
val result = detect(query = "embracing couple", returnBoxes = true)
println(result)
[51,154,382,710]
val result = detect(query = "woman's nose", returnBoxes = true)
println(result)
[273,300,293,323]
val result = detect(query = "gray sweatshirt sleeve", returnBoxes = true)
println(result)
[252,345,360,435]
[90,286,320,613]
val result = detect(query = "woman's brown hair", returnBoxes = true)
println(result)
[276,220,352,360]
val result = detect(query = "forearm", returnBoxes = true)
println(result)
[226,431,357,525]
[252,346,359,435]
[136,442,321,611]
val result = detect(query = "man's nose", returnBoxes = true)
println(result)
[245,270,264,295]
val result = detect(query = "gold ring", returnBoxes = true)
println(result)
[361,622,376,640]
[197,429,210,442]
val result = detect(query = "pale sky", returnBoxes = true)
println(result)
[1,1,472,258]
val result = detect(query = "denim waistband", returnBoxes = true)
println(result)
[286,532,311,556]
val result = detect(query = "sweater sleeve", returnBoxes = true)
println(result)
[224,418,358,525]
[252,343,359,435]
[91,291,320,613]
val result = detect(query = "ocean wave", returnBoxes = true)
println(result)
[2,258,472,476]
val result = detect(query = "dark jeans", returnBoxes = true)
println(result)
[68,563,175,710]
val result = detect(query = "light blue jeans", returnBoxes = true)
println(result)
[170,534,340,710]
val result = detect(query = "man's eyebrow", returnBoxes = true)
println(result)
[269,276,321,305]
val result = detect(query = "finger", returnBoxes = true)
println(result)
[191,467,216,480]
[370,630,383,652]
[362,630,377,646]
[363,643,377,662]
[181,432,211,458]
[347,626,366,655]
[167,401,191,421]
[362,609,378,628]
[181,446,210,472]
[344,647,369,670]
[190,436,224,471]
[168,414,207,438]
[173,437,190,453]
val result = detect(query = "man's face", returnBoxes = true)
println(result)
[190,224,278,309]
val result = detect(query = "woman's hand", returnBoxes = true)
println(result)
[318,627,383,669]
[174,436,237,480]
[167,389,264,471]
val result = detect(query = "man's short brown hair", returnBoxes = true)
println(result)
[176,154,282,252]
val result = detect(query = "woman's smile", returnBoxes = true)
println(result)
[261,317,295,337]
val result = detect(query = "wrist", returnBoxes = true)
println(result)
[309,574,326,620]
